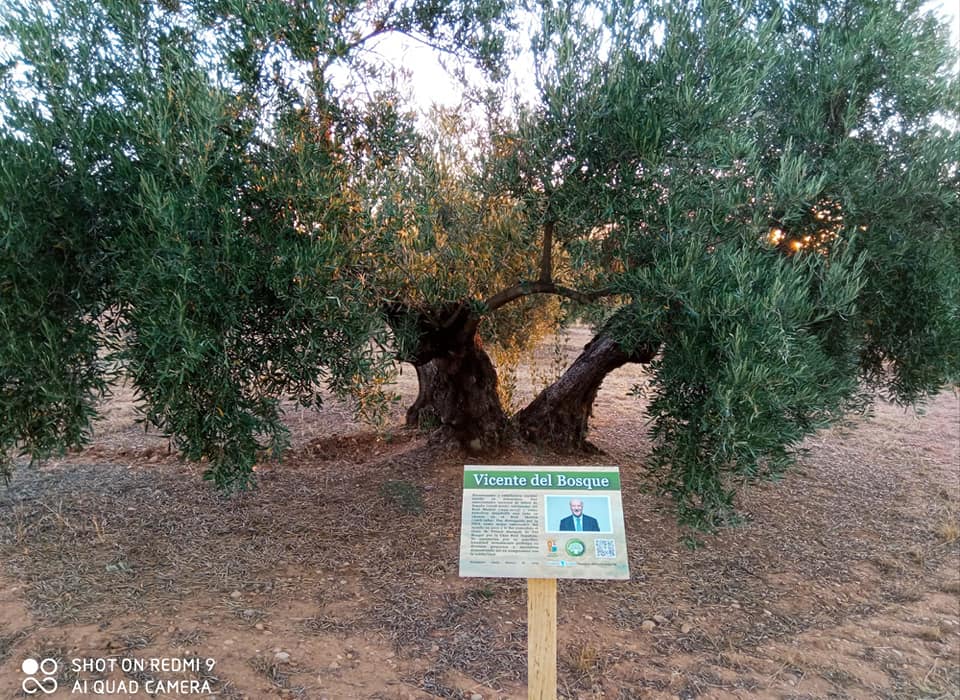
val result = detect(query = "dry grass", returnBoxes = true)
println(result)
[0,629,30,666]
[558,642,625,696]
[935,515,960,544]
[886,659,960,700]
[939,580,960,595]
[561,641,600,676]
[169,628,205,648]
[916,626,945,643]
[248,655,291,690]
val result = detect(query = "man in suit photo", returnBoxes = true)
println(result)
[559,498,600,532]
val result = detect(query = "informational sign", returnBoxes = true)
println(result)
[459,465,629,579]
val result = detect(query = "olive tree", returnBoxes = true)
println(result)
[2,0,956,525]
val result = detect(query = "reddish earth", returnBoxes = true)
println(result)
[1,327,957,698]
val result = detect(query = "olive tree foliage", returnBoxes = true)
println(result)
[0,0,514,486]
[506,0,958,524]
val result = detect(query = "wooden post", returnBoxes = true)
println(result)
[527,578,557,700]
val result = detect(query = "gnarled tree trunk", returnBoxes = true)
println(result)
[415,334,507,452]
[392,303,507,452]
[515,334,657,449]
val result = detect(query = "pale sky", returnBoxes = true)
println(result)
[379,0,960,117]
[1,1,957,124]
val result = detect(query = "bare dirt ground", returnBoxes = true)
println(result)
[1,326,958,699]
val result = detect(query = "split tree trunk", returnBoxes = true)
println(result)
[394,301,656,454]
[515,334,657,449]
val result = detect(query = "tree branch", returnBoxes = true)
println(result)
[322,24,391,71]
[388,28,472,61]
[539,220,554,282]
[483,282,614,314]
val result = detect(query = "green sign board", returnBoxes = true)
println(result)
[459,465,630,580]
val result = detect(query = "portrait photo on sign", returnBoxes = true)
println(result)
[544,495,612,533]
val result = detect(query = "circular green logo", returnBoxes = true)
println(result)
[565,539,586,557]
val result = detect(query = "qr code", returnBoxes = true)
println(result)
[594,539,616,559]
